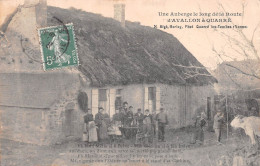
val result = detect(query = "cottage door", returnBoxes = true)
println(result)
[64,109,74,137]
[207,97,211,120]
[148,87,156,112]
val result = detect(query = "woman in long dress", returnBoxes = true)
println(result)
[95,107,109,141]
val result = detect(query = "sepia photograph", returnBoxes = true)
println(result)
[0,0,259,165]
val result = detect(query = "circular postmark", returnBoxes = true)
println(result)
[20,36,42,63]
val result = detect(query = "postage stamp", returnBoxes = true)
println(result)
[38,23,79,71]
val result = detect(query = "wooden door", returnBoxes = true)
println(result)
[64,109,74,137]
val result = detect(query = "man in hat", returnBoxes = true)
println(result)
[143,109,154,146]
[122,102,129,113]
[213,110,224,144]
[123,106,134,138]
[125,106,134,126]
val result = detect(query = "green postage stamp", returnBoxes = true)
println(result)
[38,23,79,70]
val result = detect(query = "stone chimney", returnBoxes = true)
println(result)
[35,0,47,27]
[24,0,47,28]
[114,3,125,27]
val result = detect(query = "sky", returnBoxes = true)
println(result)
[1,0,260,69]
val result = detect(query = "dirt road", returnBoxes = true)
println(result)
[1,129,259,166]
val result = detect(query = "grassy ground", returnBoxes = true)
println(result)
[1,128,259,166]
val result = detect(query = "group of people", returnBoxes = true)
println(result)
[192,110,225,145]
[83,101,227,146]
[83,102,169,143]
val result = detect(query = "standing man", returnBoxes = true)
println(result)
[191,112,207,144]
[134,108,144,128]
[152,111,157,137]
[156,108,168,142]
[126,106,134,126]
[213,110,224,144]
[124,106,134,138]
[143,109,154,146]
[119,107,126,138]
[122,102,129,113]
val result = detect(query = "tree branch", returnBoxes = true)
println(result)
[225,63,260,79]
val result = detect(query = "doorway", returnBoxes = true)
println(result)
[64,109,74,137]
[207,97,211,120]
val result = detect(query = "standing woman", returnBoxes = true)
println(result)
[83,109,93,142]
[95,107,109,142]
[85,109,97,142]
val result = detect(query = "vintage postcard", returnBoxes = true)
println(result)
[0,0,259,166]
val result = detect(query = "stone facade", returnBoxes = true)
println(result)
[0,72,86,145]
[87,83,215,129]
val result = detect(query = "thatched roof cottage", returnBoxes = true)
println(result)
[0,1,217,145]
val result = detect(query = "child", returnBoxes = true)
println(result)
[88,121,98,142]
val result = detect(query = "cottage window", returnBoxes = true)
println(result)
[148,87,155,100]
[148,87,156,112]
[98,89,107,111]
[116,89,122,95]
[115,89,123,110]
[99,89,107,101]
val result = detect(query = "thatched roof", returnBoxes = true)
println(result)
[1,6,217,87]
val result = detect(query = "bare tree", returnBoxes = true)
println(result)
[212,0,260,82]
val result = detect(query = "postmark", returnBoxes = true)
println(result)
[38,23,79,71]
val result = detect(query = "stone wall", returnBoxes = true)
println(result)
[0,72,86,145]
[87,83,215,129]
[120,84,144,111]
[160,84,181,128]
[160,84,215,129]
